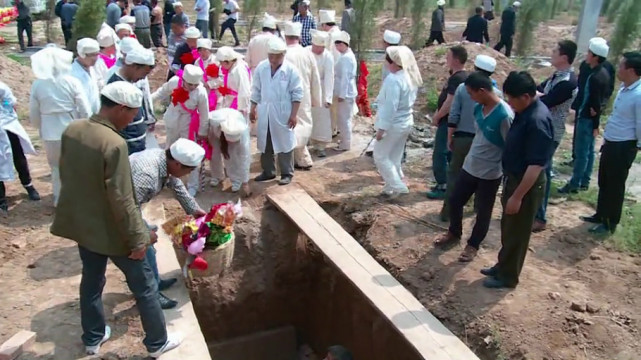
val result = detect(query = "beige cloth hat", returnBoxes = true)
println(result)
[334,31,350,46]
[386,46,423,89]
[183,64,204,84]
[283,21,302,37]
[310,29,329,47]
[319,9,336,24]
[268,37,288,54]
[170,138,205,167]
[77,38,100,58]
[101,81,143,108]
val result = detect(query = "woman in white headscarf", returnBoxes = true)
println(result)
[373,45,422,197]
[208,108,251,196]
[29,46,91,206]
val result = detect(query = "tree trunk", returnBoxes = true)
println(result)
[394,0,401,18]
[45,0,56,43]
[550,0,559,18]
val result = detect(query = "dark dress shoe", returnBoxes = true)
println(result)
[254,173,276,182]
[159,292,177,309]
[589,223,616,235]
[480,266,498,277]
[294,164,312,171]
[558,184,578,194]
[580,214,601,224]
[579,185,589,192]
[278,176,292,186]
[158,278,177,291]
[25,185,40,201]
[483,277,515,289]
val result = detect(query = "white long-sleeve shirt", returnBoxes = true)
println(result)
[29,75,91,141]
[333,49,357,100]
[70,60,101,116]
[375,70,416,131]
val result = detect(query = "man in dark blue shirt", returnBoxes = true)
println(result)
[482,71,553,289]
[494,1,520,57]
[462,7,489,44]
[15,0,33,52]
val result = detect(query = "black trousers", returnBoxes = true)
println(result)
[150,24,163,47]
[17,18,33,50]
[494,34,513,57]
[595,140,637,228]
[426,31,445,45]
[219,18,239,44]
[0,130,32,199]
[448,169,501,249]
[62,23,73,47]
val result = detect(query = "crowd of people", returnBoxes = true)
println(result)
[1,0,640,357]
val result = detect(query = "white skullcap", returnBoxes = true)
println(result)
[210,108,248,142]
[97,30,115,47]
[283,21,302,37]
[125,47,155,66]
[300,0,310,5]
[262,13,276,29]
[216,46,243,61]
[197,38,213,50]
[101,81,143,108]
[383,30,401,45]
[437,0,446,6]
[474,54,497,73]
[267,37,287,54]
[173,1,183,7]
[115,23,132,34]
[319,9,336,24]
[386,46,423,89]
[119,37,140,54]
[77,38,100,58]
[310,29,329,47]
[589,37,609,58]
[185,27,201,39]
[31,47,73,80]
[119,15,136,25]
[334,31,350,46]
[513,1,521,6]
[170,138,205,167]
[183,64,204,84]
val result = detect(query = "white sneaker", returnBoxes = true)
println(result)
[149,333,182,358]
[85,325,111,355]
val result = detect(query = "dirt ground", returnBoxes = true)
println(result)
[1,4,640,360]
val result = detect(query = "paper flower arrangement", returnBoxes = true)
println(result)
[171,86,190,106]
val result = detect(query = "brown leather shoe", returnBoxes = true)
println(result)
[532,220,546,233]
[434,232,460,247]
[458,245,478,262]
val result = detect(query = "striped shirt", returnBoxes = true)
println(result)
[538,68,578,143]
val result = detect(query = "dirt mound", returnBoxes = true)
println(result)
[0,55,35,106]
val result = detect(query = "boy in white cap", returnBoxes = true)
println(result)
[170,26,201,80]
[52,81,181,358]
[216,46,252,120]
[282,21,322,170]
[250,37,304,185]
[71,38,102,114]
[426,0,446,46]
[208,108,252,195]
[333,31,357,151]
[247,13,278,72]
[308,29,334,158]
[152,64,209,195]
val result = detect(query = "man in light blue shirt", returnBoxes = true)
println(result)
[581,51,641,234]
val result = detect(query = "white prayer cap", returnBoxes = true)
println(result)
[262,13,277,29]
[197,38,213,50]
[383,30,401,45]
[101,81,143,108]
[125,47,155,66]
[77,38,100,58]
[115,23,132,33]
[119,15,136,25]
[170,138,205,167]
[319,9,336,24]
[183,64,204,84]
[210,108,248,142]
[589,37,609,58]
[437,0,446,6]
[216,46,243,61]
[31,47,73,80]
[334,31,350,46]
[283,21,302,37]
[513,1,521,6]
[300,0,310,5]
[97,30,115,47]
[173,1,183,7]
[120,37,142,55]
[310,29,329,47]
[185,27,201,39]
[474,54,497,73]
[386,46,423,89]
[267,37,287,54]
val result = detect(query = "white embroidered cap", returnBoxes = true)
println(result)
[97,29,115,47]
[283,21,302,37]
[210,108,248,142]
[383,30,401,45]
[267,37,287,54]
[119,15,136,25]
[119,37,141,54]
[474,54,497,73]
[310,29,329,47]
[589,37,609,58]
[216,46,243,61]
[185,26,201,39]
[319,9,336,24]
[183,64,204,84]
[101,81,143,108]
[115,23,133,34]
[77,38,100,58]
[437,0,446,6]
[124,47,155,66]
[197,38,213,50]
[170,138,205,167]
[334,31,350,46]
[262,13,277,29]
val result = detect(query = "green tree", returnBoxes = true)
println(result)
[70,0,106,53]
[350,0,385,63]
[410,0,429,49]
[515,0,546,56]
[317,0,330,9]
[606,0,627,23]
[608,0,641,60]
[244,0,265,42]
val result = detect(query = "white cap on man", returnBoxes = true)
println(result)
[115,23,132,34]
[319,9,336,24]
[170,139,205,167]
[119,15,136,25]
[210,108,248,142]
[437,0,446,6]
[589,37,609,58]
[513,1,521,7]
[185,27,201,39]
[334,31,350,46]
[383,30,401,45]
[125,47,155,66]
[474,54,497,73]
[197,38,213,50]
[216,46,243,62]
[101,81,143,108]
[183,64,204,84]
[283,21,302,37]
[268,37,287,54]
[77,38,100,58]
[119,37,141,54]
[263,13,277,29]
[310,29,329,47]
[97,30,115,47]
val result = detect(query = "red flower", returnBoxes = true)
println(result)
[171,86,190,106]
[180,51,195,65]
[206,63,220,78]
[218,86,233,97]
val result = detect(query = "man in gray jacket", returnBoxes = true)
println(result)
[425,0,446,46]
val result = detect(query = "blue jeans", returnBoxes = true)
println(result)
[145,245,160,285]
[164,22,171,39]
[78,246,167,352]
[432,120,451,185]
[536,141,559,223]
[569,118,595,189]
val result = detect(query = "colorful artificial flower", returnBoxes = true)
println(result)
[217,86,233,97]
[180,51,195,65]
[206,63,220,78]
[171,86,190,106]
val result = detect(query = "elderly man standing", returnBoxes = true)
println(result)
[494,1,520,57]
[15,0,33,52]
[51,82,181,357]
[425,0,446,47]
[246,13,278,72]
[308,29,334,158]
[251,37,304,186]
[283,21,322,170]
[71,38,102,115]
[292,0,316,48]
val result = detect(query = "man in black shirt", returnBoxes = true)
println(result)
[163,0,175,38]
[483,71,553,289]
[15,0,33,52]
[462,7,489,44]
[425,0,446,47]
[427,46,468,201]
[494,1,520,57]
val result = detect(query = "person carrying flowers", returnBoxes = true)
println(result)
[208,108,251,196]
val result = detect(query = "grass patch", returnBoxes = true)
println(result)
[611,202,641,253]
[548,178,598,207]
[366,62,383,100]
[634,153,641,164]
[434,46,448,57]
[6,53,31,67]
[425,85,440,112]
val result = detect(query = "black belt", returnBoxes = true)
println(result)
[453,131,475,138]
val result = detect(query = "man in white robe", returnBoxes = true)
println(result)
[333,31,357,151]
[308,29,334,158]
[71,38,102,115]
[319,9,343,137]
[283,21,321,170]
[250,37,304,186]
[246,13,278,72]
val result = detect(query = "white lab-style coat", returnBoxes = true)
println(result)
[333,48,358,150]
[250,60,304,154]
[70,60,101,115]
[209,123,251,188]
[309,46,334,143]
[246,32,276,71]
[0,82,36,182]
[220,58,252,116]
[373,70,416,193]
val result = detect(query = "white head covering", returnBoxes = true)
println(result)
[170,138,205,167]
[210,108,248,142]
[589,37,609,58]
[334,31,350,46]
[115,23,132,34]
[383,30,401,45]
[31,47,73,80]
[183,64,204,84]
[173,1,183,7]
[216,46,243,61]
[120,38,141,56]
[300,0,310,6]
[119,15,136,25]
[319,9,336,24]
[513,1,521,7]
[185,27,201,39]
[283,21,302,37]
[268,37,288,54]
[262,13,277,29]
[474,54,497,73]
[77,38,100,58]
[197,38,213,50]
[310,29,329,47]
[97,30,115,47]
[101,81,143,108]
[125,47,155,66]
[437,0,446,6]
[386,46,423,89]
